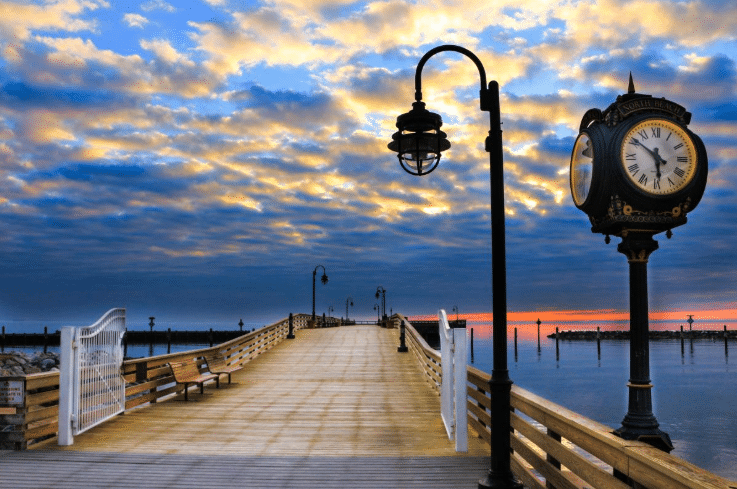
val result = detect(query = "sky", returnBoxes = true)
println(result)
[0,0,736,330]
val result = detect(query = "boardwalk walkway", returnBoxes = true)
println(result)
[1,326,490,488]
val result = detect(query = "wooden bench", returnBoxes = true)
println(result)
[204,352,243,384]
[169,359,219,401]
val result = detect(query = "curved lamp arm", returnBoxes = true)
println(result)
[414,44,492,111]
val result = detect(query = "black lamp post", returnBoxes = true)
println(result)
[374,304,380,323]
[388,44,521,489]
[346,297,354,322]
[148,317,155,333]
[312,265,328,323]
[375,286,386,319]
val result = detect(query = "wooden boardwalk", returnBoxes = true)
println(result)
[1,326,490,488]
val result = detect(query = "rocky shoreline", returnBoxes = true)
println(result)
[547,330,736,340]
[0,351,60,376]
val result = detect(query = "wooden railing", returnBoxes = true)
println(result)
[396,314,737,489]
[0,313,310,450]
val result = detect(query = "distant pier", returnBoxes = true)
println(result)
[548,328,736,340]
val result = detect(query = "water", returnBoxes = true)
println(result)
[467,322,737,481]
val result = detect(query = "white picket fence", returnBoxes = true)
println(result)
[438,309,467,452]
[58,308,126,446]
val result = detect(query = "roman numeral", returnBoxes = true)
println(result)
[674,167,685,178]
[626,153,637,161]
[639,174,648,185]
[637,130,649,140]
[628,163,639,175]
[674,143,684,150]
[653,179,661,190]
[651,128,661,138]
[666,132,672,141]
[668,177,675,187]
[677,156,688,163]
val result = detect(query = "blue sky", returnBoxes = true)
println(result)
[0,0,735,329]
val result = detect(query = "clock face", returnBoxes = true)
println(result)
[621,119,697,195]
[570,132,594,206]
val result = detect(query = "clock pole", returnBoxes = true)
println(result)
[613,231,673,452]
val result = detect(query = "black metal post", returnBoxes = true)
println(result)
[346,297,353,323]
[398,318,408,352]
[312,265,328,324]
[479,79,522,489]
[613,232,673,452]
[470,327,474,363]
[148,316,155,357]
[287,313,295,339]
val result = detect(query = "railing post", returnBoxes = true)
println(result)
[58,326,76,446]
[287,313,295,339]
[545,429,562,489]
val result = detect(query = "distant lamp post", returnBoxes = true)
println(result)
[374,304,380,323]
[687,315,694,332]
[388,44,521,489]
[536,318,542,352]
[239,318,244,332]
[346,297,354,322]
[375,286,387,319]
[312,265,329,323]
[148,317,155,333]
[452,305,459,322]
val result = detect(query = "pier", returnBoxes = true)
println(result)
[2,314,736,488]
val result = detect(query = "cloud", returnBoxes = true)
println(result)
[141,0,175,13]
[0,0,104,41]
[123,13,149,29]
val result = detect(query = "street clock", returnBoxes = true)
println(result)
[570,75,708,238]
[569,75,710,452]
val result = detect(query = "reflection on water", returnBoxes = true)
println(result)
[467,324,737,481]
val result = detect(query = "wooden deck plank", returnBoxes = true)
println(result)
[45,326,488,457]
[0,451,490,488]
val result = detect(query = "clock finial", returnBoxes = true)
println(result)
[628,72,636,94]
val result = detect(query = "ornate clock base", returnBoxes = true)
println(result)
[590,195,689,237]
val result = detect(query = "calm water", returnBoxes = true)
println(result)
[467,323,737,481]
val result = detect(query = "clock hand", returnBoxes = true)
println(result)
[652,147,667,180]
[632,138,668,179]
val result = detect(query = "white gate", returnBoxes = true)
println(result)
[439,309,468,452]
[59,308,126,446]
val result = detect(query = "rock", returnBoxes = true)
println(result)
[0,351,61,376]
[39,358,57,370]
